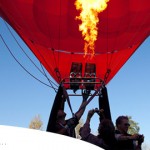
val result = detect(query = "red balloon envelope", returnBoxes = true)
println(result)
[0,0,150,86]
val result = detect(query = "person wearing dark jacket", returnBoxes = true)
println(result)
[115,116,144,150]
[55,90,90,137]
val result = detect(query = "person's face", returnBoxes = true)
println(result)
[118,118,130,134]
[57,110,66,119]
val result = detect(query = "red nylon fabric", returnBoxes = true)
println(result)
[0,0,150,85]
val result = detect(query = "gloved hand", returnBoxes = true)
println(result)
[82,90,90,101]
[87,109,95,120]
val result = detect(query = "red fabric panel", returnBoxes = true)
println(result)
[0,0,150,85]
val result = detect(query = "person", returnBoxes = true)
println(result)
[55,90,90,137]
[80,109,117,150]
[115,116,144,150]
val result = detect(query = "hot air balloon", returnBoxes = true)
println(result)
[0,0,150,135]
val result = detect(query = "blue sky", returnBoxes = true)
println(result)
[0,18,150,147]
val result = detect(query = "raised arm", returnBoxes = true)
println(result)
[79,109,95,139]
[75,90,90,120]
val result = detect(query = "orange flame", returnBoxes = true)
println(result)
[75,0,109,58]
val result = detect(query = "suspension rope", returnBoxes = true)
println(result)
[4,22,49,76]
[0,34,57,90]
[40,63,58,93]
[3,21,58,91]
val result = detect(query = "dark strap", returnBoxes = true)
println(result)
[46,85,64,132]
[99,86,112,121]
[62,85,74,116]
